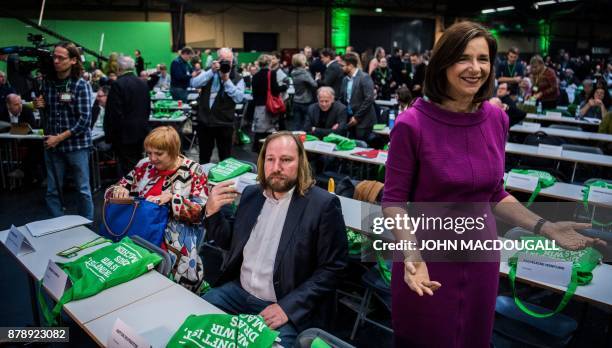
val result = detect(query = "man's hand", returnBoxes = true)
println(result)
[205,181,238,217]
[259,303,289,330]
[34,96,45,109]
[211,60,221,72]
[44,134,63,149]
[514,76,522,83]
[347,117,358,127]
[412,84,421,91]
[332,123,339,130]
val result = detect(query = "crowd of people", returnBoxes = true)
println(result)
[0,22,611,347]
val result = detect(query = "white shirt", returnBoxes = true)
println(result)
[240,187,295,302]
[8,111,19,124]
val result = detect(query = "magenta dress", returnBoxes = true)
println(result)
[382,98,509,347]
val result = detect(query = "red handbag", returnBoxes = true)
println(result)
[265,70,286,116]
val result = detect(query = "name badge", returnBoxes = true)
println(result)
[537,144,563,157]
[517,253,572,288]
[6,225,35,256]
[376,151,388,162]
[107,318,151,348]
[314,142,337,152]
[43,260,69,300]
[505,172,539,192]
[60,93,72,103]
[545,111,562,118]
[522,122,541,130]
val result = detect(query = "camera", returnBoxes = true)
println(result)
[219,60,231,74]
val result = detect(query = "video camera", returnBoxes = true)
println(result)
[0,33,56,79]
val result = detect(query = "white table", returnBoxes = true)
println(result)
[0,224,174,327]
[84,284,224,347]
[505,142,612,181]
[526,113,601,127]
[336,196,612,310]
[373,127,391,136]
[149,115,188,124]
[510,124,612,143]
[375,99,398,107]
[303,141,387,166]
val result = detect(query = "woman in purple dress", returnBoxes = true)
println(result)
[382,21,604,347]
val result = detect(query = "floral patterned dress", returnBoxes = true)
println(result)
[105,156,208,293]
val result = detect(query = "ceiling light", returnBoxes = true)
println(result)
[375,7,383,13]
[535,1,557,7]
[481,8,496,14]
[496,6,515,11]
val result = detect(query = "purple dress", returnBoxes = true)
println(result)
[382,98,509,347]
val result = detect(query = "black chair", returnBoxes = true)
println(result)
[295,328,356,348]
[131,235,173,276]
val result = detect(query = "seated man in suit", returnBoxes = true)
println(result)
[303,87,347,138]
[203,131,348,348]
[339,53,376,142]
[1,93,35,126]
[490,82,526,127]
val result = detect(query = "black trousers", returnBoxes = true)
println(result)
[115,143,143,177]
[350,126,373,142]
[197,125,234,164]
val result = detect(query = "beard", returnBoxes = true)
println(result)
[266,174,297,193]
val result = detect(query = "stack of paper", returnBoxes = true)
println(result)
[25,215,92,237]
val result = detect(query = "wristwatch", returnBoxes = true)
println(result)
[533,218,547,235]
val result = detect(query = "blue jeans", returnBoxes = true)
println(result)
[203,280,298,348]
[44,148,94,220]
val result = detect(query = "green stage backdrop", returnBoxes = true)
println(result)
[0,17,175,72]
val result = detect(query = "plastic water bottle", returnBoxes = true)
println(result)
[389,110,396,129]
[536,101,542,115]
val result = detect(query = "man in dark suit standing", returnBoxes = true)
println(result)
[339,53,376,141]
[203,132,348,348]
[316,48,344,99]
[104,55,151,175]
[303,86,347,138]
[409,52,426,98]
[1,93,35,126]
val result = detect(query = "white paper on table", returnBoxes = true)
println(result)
[376,151,388,162]
[42,260,69,300]
[314,142,337,153]
[516,253,572,288]
[537,144,563,157]
[107,318,151,348]
[26,215,92,237]
[5,225,35,256]
[545,111,562,118]
[505,172,539,192]
[521,122,541,130]
[587,186,612,206]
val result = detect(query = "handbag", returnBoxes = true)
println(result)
[508,235,602,318]
[99,197,169,246]
[39,237,162,325]
[265,70,286,115]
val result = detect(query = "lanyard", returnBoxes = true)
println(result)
[507,63,516,77]
[56,237,110,258]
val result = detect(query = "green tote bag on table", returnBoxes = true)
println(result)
[505,169,557,207]
[508,235,602,318]
[167,314,279,348]
[39,237,162,325]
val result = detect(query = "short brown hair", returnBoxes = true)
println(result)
[55,42,84,79]
[144,126,181,159]
[341,53,359,68]
[423,21,497,105]
[508,47,519,55]
[256,131,314,196]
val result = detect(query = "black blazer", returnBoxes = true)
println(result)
[318,61,344,99]
[252,68,286,106]
[0,107,35,127]
[303,101,348,138]
[104,73,151,146]
[340,70,376,129]
[205,184,348,332]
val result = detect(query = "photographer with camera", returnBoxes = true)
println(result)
[190,47,245,164]
[33,42,94,220]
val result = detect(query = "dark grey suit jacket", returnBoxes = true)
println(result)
[319,61,344,99]
[303,101,348,138]
[340,69,376,129]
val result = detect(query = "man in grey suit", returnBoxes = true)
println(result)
[339,53,376,141]
[303,87,347,138]
[316,48,344,99]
